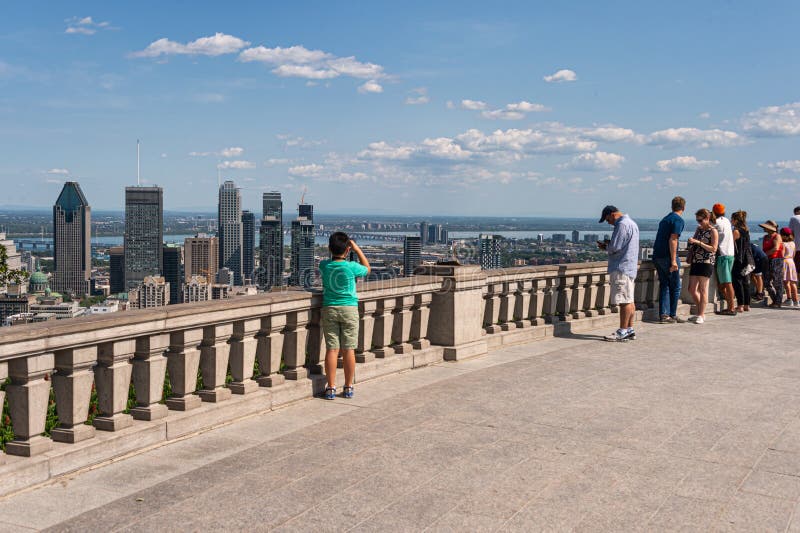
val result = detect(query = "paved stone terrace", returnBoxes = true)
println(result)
[3,307,800,532]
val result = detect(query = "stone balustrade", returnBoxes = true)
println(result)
[0,260,702,494]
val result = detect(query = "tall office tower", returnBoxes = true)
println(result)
[259,192,284,290]
[52,182,91,297]
[478,234,502,270]
[130,275,169,308]
[419,221,429,245]
[403,236,422,277]
[109,246,125,294]
[440,228,449,244]
[184,235,219,282]
[428,223,443,245]
[124,186,163,290]
[289,207,315,288]
[241,210,255,285]
[572,230,580,243]
[218,180,243,286]
[298,202,313,222]
[162,244,182,305]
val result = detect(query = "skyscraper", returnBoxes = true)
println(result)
[241,210,255,285]
[258,192,284,290]
[298,202,313,222]
[109,246,125,294]
[218,180,243,286]
[479,234,502,270]
[290,204,315,288]
[184,235,218,282]
[403,236,422,276]
[419,221,429,245]
[52,182,91,297]
[124,186,163,290]
[572,230,580,243]
[162,244,182,305]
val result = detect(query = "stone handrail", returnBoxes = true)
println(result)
[0,262,678,472]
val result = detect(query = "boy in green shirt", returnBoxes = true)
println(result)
[319,232,371,400]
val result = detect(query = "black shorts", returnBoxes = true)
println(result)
[690,263,714,277]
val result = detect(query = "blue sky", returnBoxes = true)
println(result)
[1,1,799,219]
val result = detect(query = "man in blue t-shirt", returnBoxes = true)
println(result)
[652,196,686,323]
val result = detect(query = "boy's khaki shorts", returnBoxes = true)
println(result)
[322,306,360,350]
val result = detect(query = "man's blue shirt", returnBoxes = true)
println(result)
[653,212,685,259]
[607,214,640,279]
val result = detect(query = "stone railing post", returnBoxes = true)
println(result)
[598,272,613,314]
[513,280,533,328]
[391,296,415,354]
[282,310,309,380]
[256,314,286,387]
[94,340,134,431]
[0,361,6,433]
[372,298,395,358]
[305,306,325,375]
[584,273,600,317]
[555,273,571,321]
[424,265,487,361]
[543,276,560,323]
[51,347,97,443]
[570,274,588,319]
[131,334,169,420]
[5,353,54,456]
[483,282,502,333]
[529,278,546,325]
[356,300,377,362]
[229,319,259,394]
[165,329,202,411]
[498,281,516,331]
[410,292,432,350]
[199,324,233,401]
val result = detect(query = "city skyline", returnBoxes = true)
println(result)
[2,2,800,219]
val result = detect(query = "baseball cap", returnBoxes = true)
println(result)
[598,205,618,223]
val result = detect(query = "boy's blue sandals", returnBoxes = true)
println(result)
[343,386,354,399]
[324,386,336,400]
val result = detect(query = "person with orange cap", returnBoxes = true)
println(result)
[712,203,736,315]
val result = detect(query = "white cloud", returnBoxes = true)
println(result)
[217,160,255,169]
[131,33,251,58]
[776,178,799,185]
[461,99,487,110]
[265,158,291,166]
[560,151,625,171]
[639,176,654,183]
[357,80,383,94]
[742,102,800,137]
[718,177,751,191]
[646,127,746,148]
[600,175,621,182]
[358,141,415,160]
[505,101,549,113]
[288,163,325,177]
[238,45,330,65]
[220,147,244,158]
[769,160,800,173]
[65,16,113,35]
[481,110,525,120]
[480,101,550,120]
[277,134,325,149]
[46,168,69,175]
[455,128,595,154]
[541,122,642,143]
[272,65,338,79]
[543,69,577,83]
[699,112,711,119]
[657,177,688,189]
[654,155,719,172]
[405,88,429,105]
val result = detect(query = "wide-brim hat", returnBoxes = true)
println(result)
[759,220,778,233]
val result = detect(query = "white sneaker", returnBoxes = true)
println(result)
[694,316,705,324]
[604,329,630,342]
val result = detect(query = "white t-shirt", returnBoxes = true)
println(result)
[715,216,734,257]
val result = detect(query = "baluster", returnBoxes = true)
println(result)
[356,300,377,362]
[499,281,516,331]
[598,272,613,314]
[305,307,325,375]
[411,292,432,349]
[256,314,286,387]
[94,340,134,431]
[571,274,588,319]
[0,362,6,443]
[372,298,395,358]
[199,324,233,401]
[484,283,502,333]
[131,334,169,420]
[282,310,309,380]
[514,280,532,328]
[556,275,572,321]
[165,329,202,411]
[543,276,560,323]
[229,319,259,394]
[51,347,97,443]
[584,274,599,317]
[529,278,546,326]
[392,296,415,354]
[5,353,54,456]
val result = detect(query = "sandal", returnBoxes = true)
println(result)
[324,386,336,400]
[343,386,354,399]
